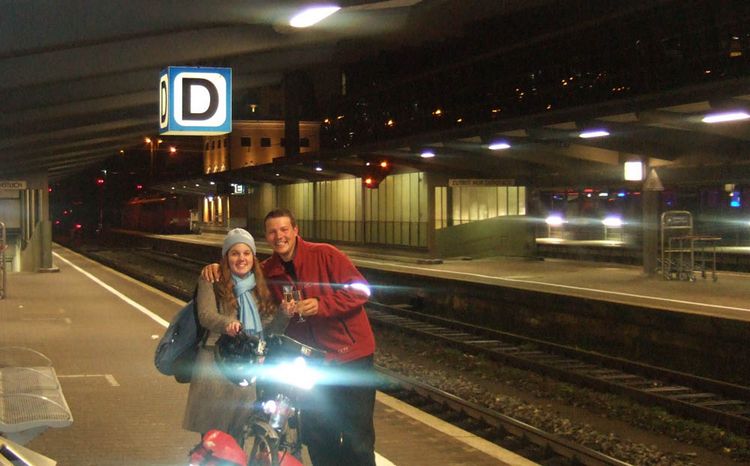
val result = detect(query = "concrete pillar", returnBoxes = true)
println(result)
[424,173,437,256]
[283,72,303,158]
[642,168,664,276]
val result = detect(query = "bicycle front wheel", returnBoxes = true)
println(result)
[247,434,280,466]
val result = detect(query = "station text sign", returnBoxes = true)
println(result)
[0,180,27,190]
[448,179,515,187]
[159,66,232,136]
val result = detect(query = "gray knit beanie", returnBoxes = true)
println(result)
[222,228,256,256]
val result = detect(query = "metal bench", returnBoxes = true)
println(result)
[0,435,57,466]
[0,348,73,445]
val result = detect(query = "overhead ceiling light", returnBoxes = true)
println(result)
[579,129,610,138]
[702,111,750,123]
[315,166,323,172]
[488,142,511,150]
[289,5,341,28]
[420,150,435,158]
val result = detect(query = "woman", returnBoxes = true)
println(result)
[183,228,285,441]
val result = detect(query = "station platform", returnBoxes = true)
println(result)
[128,230,750,323]
[0,244,525,465]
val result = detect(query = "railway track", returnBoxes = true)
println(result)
[367,301,750,436]
[377,367,631,466]
[79,246,750,457]
[84,247,750,434]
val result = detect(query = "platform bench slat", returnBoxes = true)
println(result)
[0,366,72,445]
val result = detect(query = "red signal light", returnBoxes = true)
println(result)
[96,178,105,185]
[75,224,83,230]
[136,184,143,190]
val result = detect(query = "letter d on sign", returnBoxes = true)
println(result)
[174,71,227,128]
[182,78,218,121]
[159,74,169,130]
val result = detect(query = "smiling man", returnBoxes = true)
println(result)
[261,208,376,466]
[202,208,377,466]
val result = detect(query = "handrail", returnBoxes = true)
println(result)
[0,221,5,299]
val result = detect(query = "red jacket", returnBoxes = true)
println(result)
[262,237,376,363]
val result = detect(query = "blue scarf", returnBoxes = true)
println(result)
[232,273,262,337]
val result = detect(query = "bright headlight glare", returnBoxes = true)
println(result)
[347,282,371,297]
[602,216,623,227]
[545,215,564,226]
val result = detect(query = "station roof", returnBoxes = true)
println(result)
[3,0,750,189]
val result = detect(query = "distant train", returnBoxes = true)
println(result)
[121,195,193,234]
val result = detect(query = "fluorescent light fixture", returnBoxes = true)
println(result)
[701,111,750,123]
[545,215,564,226]
[420,150,436,158]
[602,216,623,227]
[624,161,643,181]
[290,5,341,28]
[579,129,610,138]
[488,141,511,150]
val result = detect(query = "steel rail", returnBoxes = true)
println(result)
[377,367,632,466]
[367,301,750,435]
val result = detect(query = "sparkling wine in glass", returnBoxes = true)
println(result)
[292,289,305,322]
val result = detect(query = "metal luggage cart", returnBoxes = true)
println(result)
[660,211,695,280]
[659,211,720,281]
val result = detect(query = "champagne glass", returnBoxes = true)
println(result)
[282,285,294,304]
[292,289,305,322]
[282,285,305,322]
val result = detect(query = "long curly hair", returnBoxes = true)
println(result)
[216,253,274,318]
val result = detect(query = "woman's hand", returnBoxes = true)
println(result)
[225,320,242,337]
[201,263,221,283]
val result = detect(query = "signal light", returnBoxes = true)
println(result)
[362,159,392,189]
[96,178,105,185]
[363,176,379,188]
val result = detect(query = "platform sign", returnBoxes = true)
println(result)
[159,66,232,135]
[0,181,26,190]
[449,179,515,187]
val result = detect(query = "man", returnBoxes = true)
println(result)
[203,208,376,466]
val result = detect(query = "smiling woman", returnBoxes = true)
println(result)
[182,227,283,443]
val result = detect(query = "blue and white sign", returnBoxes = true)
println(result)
[159,66,232,135]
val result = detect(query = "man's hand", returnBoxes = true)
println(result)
[296,298,319,318]
[201,263,221,282]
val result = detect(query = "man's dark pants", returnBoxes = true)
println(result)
[301,355,376,466]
